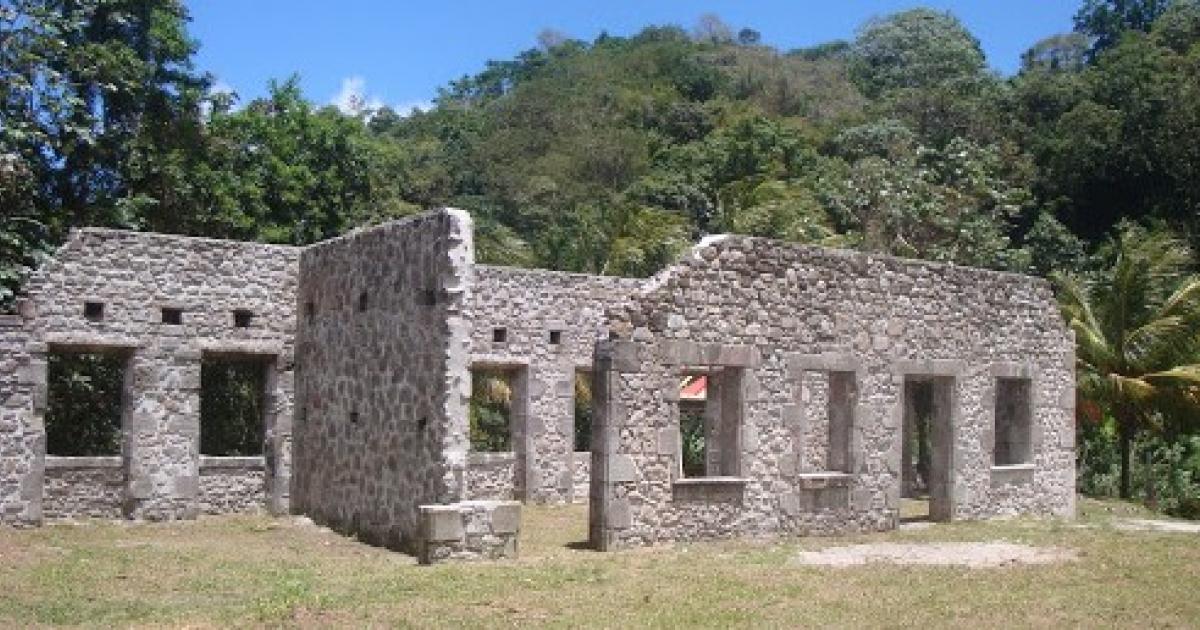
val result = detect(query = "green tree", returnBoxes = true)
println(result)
[850,9,1004,147]
[1075,0,1172,55]
[850,8,988,98]
[194,78,412,244]
[1057,225,1200,498]
[821,120,1032,270]
[0,0,206,233]
[1025,19,1200,241]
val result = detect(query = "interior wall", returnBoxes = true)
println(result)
[467,266,640,504]
[291,209,473,551]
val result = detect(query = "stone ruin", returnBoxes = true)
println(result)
[0,208,1075,562]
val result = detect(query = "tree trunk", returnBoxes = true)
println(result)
[1118,418,1133,500]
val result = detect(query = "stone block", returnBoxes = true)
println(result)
[490,502,521,534]
[1059,426,1075,450]
[172,475,199,497]
[128,477,154,500]
[779,492,800,516]
[742,423,759,451]
[778,454,796,476]
[850,488,873,511]
[781,404,801,428]
[672,478,746,504]
[656,428,679,456]
[557,469,573,491]
[717,345,760,367]
[608,454,637,483]
[662,340,700,366]
[610,341,641,373]
[606,499,632,529]
[421,506,464,542]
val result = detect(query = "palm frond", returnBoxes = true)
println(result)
[1122,315,1186,369]
[1143,364,1200,388]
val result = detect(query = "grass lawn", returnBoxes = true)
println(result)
[0,498,1197,628]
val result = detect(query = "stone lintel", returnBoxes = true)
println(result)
[662,340,760,367]
[786,352,861,374]
[467,451,517,466]
[891,358,967,377]
[198,341,283,358]
[44,333,140,352]
[795,472,853,490]
[672,477,747,504]
[990,361,1035,379]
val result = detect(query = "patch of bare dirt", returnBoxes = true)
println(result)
[1112,518,1200,533]
[793,541,1076,568]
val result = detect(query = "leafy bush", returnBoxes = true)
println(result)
[1078,416,1200,518]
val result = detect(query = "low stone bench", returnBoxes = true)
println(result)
[417,500,521,564]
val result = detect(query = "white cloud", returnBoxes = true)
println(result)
[331,76,384,115]
[208,80,235,97]
[394,99,434,117]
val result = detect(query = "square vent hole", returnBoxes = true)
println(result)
[83,302,105,322]
[161,307,183,325]
[233,309,254,328]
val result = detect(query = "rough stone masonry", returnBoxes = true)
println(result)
[588,235,1074,550]
[0,208,1075,562]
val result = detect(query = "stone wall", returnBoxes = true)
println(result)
[198,456,267,514]
[468,266,639,503]
[42,457,124,519]
[0,316,41,525]
[0,230,298,524]
[590,236,1075,550]
[465,452,517,500]
[572,451,591,504]
[3,209,1076,563]
[292,209,474,552]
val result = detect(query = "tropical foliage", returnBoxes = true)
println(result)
[1059,225,1200,499]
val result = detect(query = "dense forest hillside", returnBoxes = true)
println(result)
[3,0,1200,513]
[3,0,1199,288]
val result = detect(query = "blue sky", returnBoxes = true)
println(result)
[188,1,1080,113]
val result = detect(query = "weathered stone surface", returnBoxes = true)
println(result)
[465,452,516,501]
[422,506,466,542]
[292,210,474,554]
[42,456,123,519]
[590,236,1075,549]
[1,229,297,524]
[466,266,639,504]
[2,208,1075,563]
[417,500,521,564]
[197,457,267,514]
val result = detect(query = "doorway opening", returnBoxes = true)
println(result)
[900,376,954,522]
